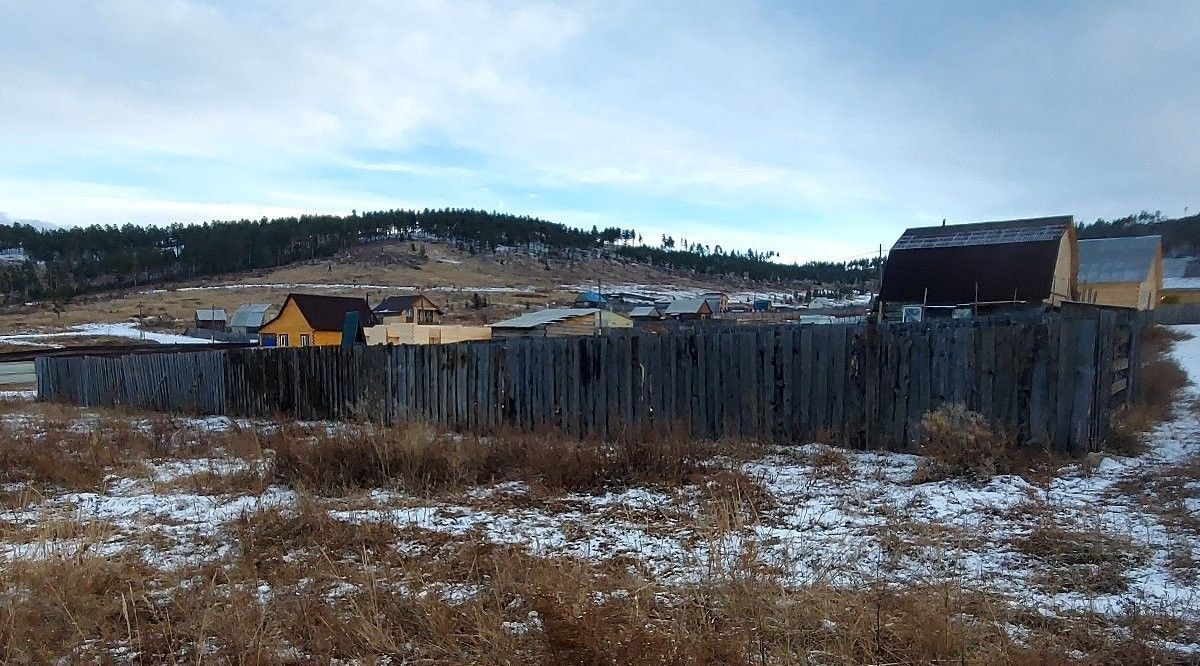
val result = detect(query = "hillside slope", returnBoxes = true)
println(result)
[0,239,827,334]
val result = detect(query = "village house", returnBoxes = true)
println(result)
[877,215,1077,321]
[1160,256,1200,304]
[257,293,375,347]
[699,291,729,313]
[194,307,227,332]
[1076,235,1162,310]
[572,291,608,308]
[489,308,633,338]
[373,294,442,324]
[227,304,274,339]
[664,297,715,320]
[628,305,663,321]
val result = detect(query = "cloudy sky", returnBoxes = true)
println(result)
[0,1,1196,262]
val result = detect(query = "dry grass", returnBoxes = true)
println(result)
[1116,456,1200,538]
[1107,325,1191,454]
[912,405,1017,482]
[1014,523,1148,595]
[0,525,1184,664]
[269,422,731,495]
[0,409,1195,662]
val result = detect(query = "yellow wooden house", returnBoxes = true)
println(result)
[373,294,442,324]
[257,293,375,347]
[1076,236,1162,310]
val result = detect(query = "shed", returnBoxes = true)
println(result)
[1163,257,1195,279]
[573,291,608,308]
[664,298,714,320]
[194,308,227,331]
[698,292,728,313]
[258,293,375,347]
[878,215,1076,320]
[1160,257,1200,304]
[629,306,663,320]
[373,293,442,324]
[228,304,274,337]
[1076,236,1162,310]
[489,308,633,338]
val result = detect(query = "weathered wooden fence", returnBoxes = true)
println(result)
[36,313,1141,453]
[1154,303,1200,325]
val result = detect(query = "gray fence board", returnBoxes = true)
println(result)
[36,315,1143,453]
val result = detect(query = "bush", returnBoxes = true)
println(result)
[913,405,1014,482]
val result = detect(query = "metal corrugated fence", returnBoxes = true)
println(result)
[36,314,1140,453]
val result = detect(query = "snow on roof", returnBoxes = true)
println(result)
[1077,235,1160,284]
[490,308,599,329]
[1163,277,1200,291]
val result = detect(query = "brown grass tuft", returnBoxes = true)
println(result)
[1014,523,1148,595]
[269,423,725,495]
[912,405,1016,482]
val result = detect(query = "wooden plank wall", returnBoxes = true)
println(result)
[35,315,1142,453]
[34,350,225,413]
[1154,303,1200,325]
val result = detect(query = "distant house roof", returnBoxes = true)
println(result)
[266,293,375,331]
[195,308,226,322]
[665,298,714,315]
[1077,235,1161,284]
[491,308,601,329]
[880,216,1073,307]
[374,294,441,316]
[629,306,661,318]
[1163,277,1200,292]
[229,303,273,329]
[574,291,608,305]
[1163,257,1197,279]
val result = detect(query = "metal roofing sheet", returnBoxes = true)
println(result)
[892,216,1072,251]
[629,306,659,317]
[1163,257,1195,279]
[1077,235,1160,284]
[195,308,227,321]
[229,303,272,328]
[664,297,711,314]
[490,308,599,329]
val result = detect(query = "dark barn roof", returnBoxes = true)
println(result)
[880,216,1072,307]
[270,293,375,331]
[373,294,441,316]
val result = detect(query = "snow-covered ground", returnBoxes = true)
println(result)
[1,327,1198,653]
[563,282,873,309]
[0,322,213,346]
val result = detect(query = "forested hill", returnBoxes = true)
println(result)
[0,208,880,302]
[1077,211,1200,255]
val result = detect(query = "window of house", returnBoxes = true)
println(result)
[279,334,289,346]
[300,334,310,347]
[420,309,435,324]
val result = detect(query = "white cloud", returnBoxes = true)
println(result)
[0,1,1196,256]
